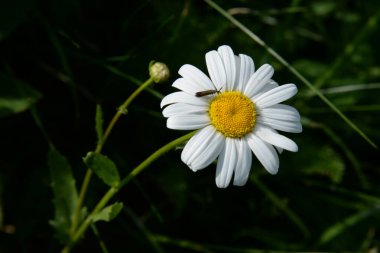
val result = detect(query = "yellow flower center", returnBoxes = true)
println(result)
[209,91,256,138]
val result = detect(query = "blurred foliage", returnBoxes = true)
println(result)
[0,0,380,252]
[48,149,78,244]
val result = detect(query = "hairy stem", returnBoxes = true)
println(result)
[69,77,155,238]
[62,131,196,252]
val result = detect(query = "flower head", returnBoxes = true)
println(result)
[161,45,302,188]
[149,61,170,83]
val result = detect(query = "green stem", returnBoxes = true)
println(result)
[99,77,155,151]
[203,0,377,149]
[63,131,196,251]
[69,77,155,238]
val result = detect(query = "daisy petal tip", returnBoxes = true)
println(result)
[288,83,298,93]
[217,45,234,57]
[286,141,299,152]
[291,143,299,152]
[295,124,303,133]
[233,179,248,187]
[264,63,274,71]
[178,64,191,75]
[166,121,174,130]
[184,160,200,172]
[188,165,198,172]
[216,179,229,189]
[218,45,232,51]
[259,63,274,74]
[268,167,279,175]
[205,50,217,59]
[160,99,166,109]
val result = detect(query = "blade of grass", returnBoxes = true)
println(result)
[252,177,310,239]
[317,83,380,95]
[318,207,378,246]
[304,104,380,113]
[123,206,165,253]
[360,228,376,252]
[30,106,55,150]
[203,0,377,149]
[106,15,174,62]
[103,63,164,100]
[305,180,380,204]
[133,180,164,223]
[39,16,79,118]
[304,119,367,189]
[154,234,361,253]
[71,52,164,100]
[153,234,215,253]
[312,10,380,90]
[321,125,368,188]
[91,224,110,253]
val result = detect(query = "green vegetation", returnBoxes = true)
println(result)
[0,0,379,252]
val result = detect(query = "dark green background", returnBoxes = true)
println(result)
[0,0,379,252]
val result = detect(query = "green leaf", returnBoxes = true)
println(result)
[92,202,123,223]
[303,145,345,183]
[83,152,120,187]
[311,1,336,16]
[95,104,104,147]
[0,74,42,117]
[48,149,78,243]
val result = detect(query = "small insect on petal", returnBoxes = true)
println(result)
[195,87,222,97]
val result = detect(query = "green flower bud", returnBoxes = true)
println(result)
[149,61,170,83]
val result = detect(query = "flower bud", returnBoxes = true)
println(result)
[149,61,170,83]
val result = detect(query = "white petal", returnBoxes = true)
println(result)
[244,64,274,98]
[182,125,214,166]
[215,138,237,188]
[181,126,225,171]
[254,83,298,108]
[257,116,303,133]
[167,114,210,130]
[233,138,252,186]
[258,104,300,121]
[162,103,208,117]
[217,45,236,91]
[262,126,283,153]
[247,133,279,175]
[189,134,225,171]
[251,80,279,100]
[236,54,255,92]
[172,78,206,95]
[178,64,215,90]
[205,50,226,90]
[254,124,298,152]
[160,92,209,108]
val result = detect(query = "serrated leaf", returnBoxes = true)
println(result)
[303,145,345,183]
[95,104,104,147]
[83,152,120,187]
[92,202,123,223]
[0,74,42,117]
[48,149,78,243]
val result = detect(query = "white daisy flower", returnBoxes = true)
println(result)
[161,45,302,188]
